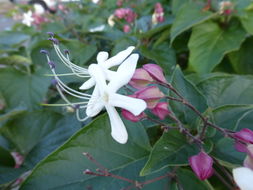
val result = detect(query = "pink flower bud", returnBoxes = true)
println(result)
[117,0,123,7]
[114,8,126,19]
[189,151,214,180]
[234,128,253,144]
[123,24,131,33]
[143,64,167,83]
[134,86,164,109]
[124,8,137,23]
[122,109,146,122]
[234,141,248,153]
[154,3,164,23]
[151,102,171,120]
[129,68,153,89]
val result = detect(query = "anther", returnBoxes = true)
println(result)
[40,49,49,55]
[47,32,54,37]
[64,49,70,55]
[51,79,58,86]
[48,61,55,69]
[48,38,59,45]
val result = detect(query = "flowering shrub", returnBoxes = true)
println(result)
[0,0,253,189]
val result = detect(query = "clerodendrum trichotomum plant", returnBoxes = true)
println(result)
[40,32,253,190]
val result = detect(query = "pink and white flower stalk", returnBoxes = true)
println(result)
[11,152,24,168]
[152,3,165,25]
[42,34,147,144]
[189,151,214,180]
[114,8,137,23]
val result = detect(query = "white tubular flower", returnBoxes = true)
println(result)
[22,11,34,27]
[86,59,146,144]
[79,46,135,90]
[233,167,253,190]
[41,33,146,144]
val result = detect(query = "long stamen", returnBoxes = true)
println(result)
[51,68,91,99]
[52,44,89,77]
[44,73,91,77]
[76,105,89,121]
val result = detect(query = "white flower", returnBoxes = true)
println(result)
[34,4,45,15]
[42,36,146,143]
[233,167,253,190]
[79,46,135,90]
[22,11,34,27]
[86,57,146,144]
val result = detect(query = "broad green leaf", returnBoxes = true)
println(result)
[188,21,246,73]
[228,37,253,74]
[140,130,212,176]
[237,1,253,35]
[0,55,31,67]
[0,68,50,110]
[171,0,189,14]
[0,106,27,123]
[170,2,215,43]
[0,31,29,46]
[212,105,253,131]
[212,138,244,166]
[177,168,213,190]
[1,110,62,154]
[140,43,176,75]
[170,66,208,125]
[197,75,253,108]
[19,114,161,190]
[0,166,27,186]
[0,146,15,167]
[235,110,253,131]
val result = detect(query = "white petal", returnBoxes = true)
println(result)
[233,167,253,190]
[79,78,95,90]
[86,86,104,117]
[109,93,146,116]
[104,46,135,68]
[108,54,139,92]
[97,51,109,66]
[88,64,107,93]
[105,105,128,144]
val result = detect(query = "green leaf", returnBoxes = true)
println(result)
[212,105,253,131]
[0,55,31,67]
[0,68,50,110]
[171,0,189,14]
[19,114,161,190]
[0,166,27,186]
[170,66,208,125]
[0,31,29,46]
[238,1,253,35]
[188,21,246,73]
[140,43,176,75]
[212,138,245,166]
[0,106,27,123]
[0,146,15,167]
[228,37,253,74]
[170,2,215,43]
[140,130,212,176]
[177,168,213,190]
[197,75,253,108]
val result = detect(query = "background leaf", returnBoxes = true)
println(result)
[188,21,246,73]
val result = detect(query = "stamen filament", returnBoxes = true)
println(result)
[44,73,90,77]
[51,69,92,99]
